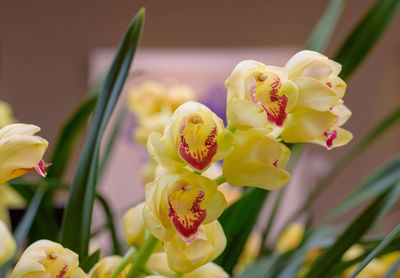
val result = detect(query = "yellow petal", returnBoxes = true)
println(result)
[308,128,353,149]
[0,220,16,266]
[147,132,185,169]
[227,99,269,129]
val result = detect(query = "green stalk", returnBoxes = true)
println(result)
[172,273,184,278]
[126,232,159,278]
[214,175,227,185]
[110,247,137,278]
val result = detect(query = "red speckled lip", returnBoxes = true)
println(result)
[179,126,218,171]
[324,130,338,149]
[56,265,68,278]
[168,191,207,238]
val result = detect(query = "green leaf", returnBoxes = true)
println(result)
[304,182,400,278]
[60,8,145,259]
[349,222,400,278]
[306,0,346,52]
[96,193,121,255]
[215,188,269,274]
[80,249,101,273]
[335,0,400,80]
[324,154,400,222]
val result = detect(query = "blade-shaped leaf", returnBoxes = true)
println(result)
[304,182,400,278]
[80,249,101,273]
[306,0,346,52]
[60,9,145,259]
[335,0,400,80]
[324,154,400,222]
[215,188,269,274]
[349,223,400,278]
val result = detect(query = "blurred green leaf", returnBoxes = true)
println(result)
[306,0,346,52]
[304,182,400,278]
[80,249,101,273]
[215,188,269,274]
[335,0,400,80]
[349,223,400,278]
[60,9,145,259]
[324,154,400,222]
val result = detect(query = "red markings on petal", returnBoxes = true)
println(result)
[168,191,207,238]
[34,160,52,177]
[273,160,278,167]
[56,265,68,278]
[326,82,332,88]
[323,130,338,149]
[179,126,218,171]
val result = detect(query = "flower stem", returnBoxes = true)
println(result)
[172,273,184,278]
[110,247,137,278]
[126,232,159,278]
[214,175,227,185]
[226,123,237,133]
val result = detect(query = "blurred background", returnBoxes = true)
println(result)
[0,0,399,249]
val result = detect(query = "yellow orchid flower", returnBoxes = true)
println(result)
[163,221,226,273]
[275,223,305,254]
[147,252,228,278]
[166,85,196,112]
[143,168,226,242]
[225,60,298,130]
[134,112,171,146]
[223,128,290,190]
[0,124,49,185]
[147,101,233,172]
[12,240,87,278]
[127,81,166,118]
[88,256,128,278]
[281,50,353,149]
[0,220,16,266]
[0,100,15,128]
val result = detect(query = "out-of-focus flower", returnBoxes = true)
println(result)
[143,169,226,242]
[12,240,86,278]
[281,50,353,149]
[341,244,386,278]
[147,252,228,278]
[0,100,15,128]
[134,112,171,146]
[0,220,16,266]
[275,223,305,254]
[88,256,128,278]
[0,124,49,185]
[166,85,196,112]
[127,82,166,118]
[234,232,261,275]
[225,60,298,130]
[147,101,233,172]
[381,252,400,277]
[223,128,290,190]
[295,248,324,278]
[163,221,226,273]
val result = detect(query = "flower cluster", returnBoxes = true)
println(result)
[119,50,353,276]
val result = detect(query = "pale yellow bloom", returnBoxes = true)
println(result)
[0,100,15,128]
[166,85,196,112]
[234,232,262,275]
[88,256,128,278]
[163,221,226,273]
[275,223,305,254]
[143,168,226,242]
[0,124,49,185]
[134,112,170,146]
[122,202,146,248]
[0,220,16,266]
[223,128,290,190]
[147,101,233,172]
[0,184,26,226]
[147,252,228,278]
[12,240,86,278]
[281,50,352,149]
[225,60,298,130]
[127,82,166,118]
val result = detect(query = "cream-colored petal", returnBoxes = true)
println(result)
[227,99,269,129]
[147,132,185,169]
[212,130,234,162]
[142,204,168,242]
[203,191,227,224]
[280,79,298,113]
